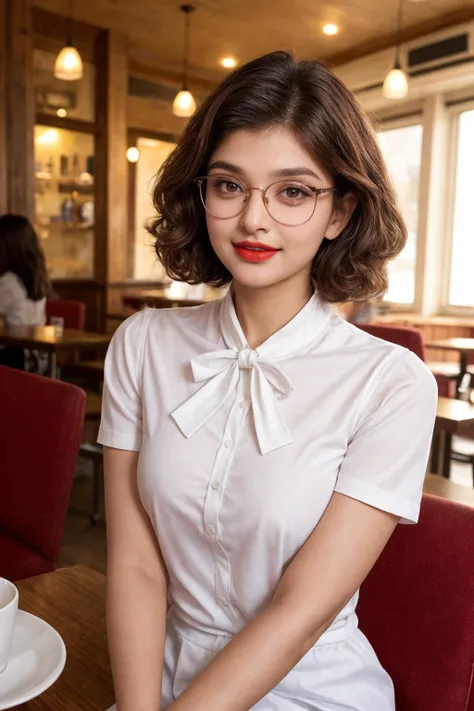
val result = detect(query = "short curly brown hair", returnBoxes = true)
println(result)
[148,51,406,303]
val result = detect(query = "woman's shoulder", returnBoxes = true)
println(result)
[111,300,221,355]
[329,313,436,391]
[0,271,27,296]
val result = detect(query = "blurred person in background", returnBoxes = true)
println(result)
[0,214,49,370]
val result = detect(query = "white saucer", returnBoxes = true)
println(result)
[0,610,66,710]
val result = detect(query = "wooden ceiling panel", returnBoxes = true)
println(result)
[32,0,474,85]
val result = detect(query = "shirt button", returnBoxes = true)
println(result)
[224,439,232,449]
[219,597,229,607]
[239,400,249,408]
[206,524,216,536]
[211,480,220,491]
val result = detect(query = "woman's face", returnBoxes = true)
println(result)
[205,126,354,292]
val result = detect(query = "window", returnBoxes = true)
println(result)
[133,137,176,281]
[34,126,95,279]
[377,124,423,305]
[448,109,474,307]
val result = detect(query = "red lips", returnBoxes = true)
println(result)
[233,241,281,263]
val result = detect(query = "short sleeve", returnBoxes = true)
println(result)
[97,310,151,451]
[334,350,438,524]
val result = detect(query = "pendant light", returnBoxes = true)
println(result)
[173,5,196,118]
[383,0,408,100]
[54,0,83,81]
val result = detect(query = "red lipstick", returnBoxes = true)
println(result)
[233,240,280,263]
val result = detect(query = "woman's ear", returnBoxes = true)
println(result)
[325,192,357,241]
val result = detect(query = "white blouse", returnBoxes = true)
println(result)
[98,289,437,711]
[0,272,46,326]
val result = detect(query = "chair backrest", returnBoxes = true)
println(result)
[356,323,451,397]
[359,494,474,711]
[46,299,86,330]
[0,366,85,567]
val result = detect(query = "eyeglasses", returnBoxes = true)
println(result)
[194,174,336,227]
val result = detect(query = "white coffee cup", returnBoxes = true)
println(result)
[0,578,19,673]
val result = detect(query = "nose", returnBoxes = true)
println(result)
[239,187,271,234]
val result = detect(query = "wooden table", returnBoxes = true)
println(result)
[122,287,222,312]
[123,291,206,310]
[424,473,474,507]
[426,338,474,393]
[0,326,111,378]
[432,397,474,478]
[16,565,113,710]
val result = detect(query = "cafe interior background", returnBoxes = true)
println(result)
[2,1,474,704]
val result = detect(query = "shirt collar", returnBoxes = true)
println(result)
[219,285,332,359]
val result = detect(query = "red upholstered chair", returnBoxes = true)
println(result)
[359,494,474,710]
[356,323,451,398]
[46,299,86,331]
[0,366,85,582]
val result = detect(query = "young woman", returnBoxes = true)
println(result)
[98,52,437,711]
[0,214,49,369]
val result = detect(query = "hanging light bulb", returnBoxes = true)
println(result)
[383,60,408,99]
[126,147,140,163]
[173,90,196,117]
[173,5,196,118]
[54,0,83,81]
[382,0,408,100]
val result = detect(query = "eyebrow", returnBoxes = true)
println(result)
[207,160,322,182]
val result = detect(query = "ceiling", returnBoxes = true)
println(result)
[32,0,474,86]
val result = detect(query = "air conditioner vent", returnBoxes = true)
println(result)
[408,33,469,68]
[128,76,177,103]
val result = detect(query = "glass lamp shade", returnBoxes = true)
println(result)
[172,89,196,117]
[382,66,408,99]
[54,44,83,81]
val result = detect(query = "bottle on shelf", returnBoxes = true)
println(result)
[72,154,80,180]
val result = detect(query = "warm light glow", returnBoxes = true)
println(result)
[54,44,83,81]
[166,281,187,298]
[382,67,409,99]
[220,57,237,69]
[36,129,59,145]
[323,23,338,36]
[57,108,67,118]
[126,147,140,163]
[172,89,196,118]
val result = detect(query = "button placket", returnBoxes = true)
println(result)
[203,372,251,608]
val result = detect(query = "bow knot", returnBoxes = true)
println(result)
[171,347,293,455]
[238,348,258,370]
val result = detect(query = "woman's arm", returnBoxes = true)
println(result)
[104,446,168,711]
[167,492,398,711]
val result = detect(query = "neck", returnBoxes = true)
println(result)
[232,275,314,350]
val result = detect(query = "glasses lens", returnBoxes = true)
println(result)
[199,176,246,219]
[266,180,317,226]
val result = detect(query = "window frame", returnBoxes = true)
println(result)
[440,100,474,315]
[377,114,425,311]
[127,128,177,281]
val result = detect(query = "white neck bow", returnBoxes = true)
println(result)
[172,288,331,456]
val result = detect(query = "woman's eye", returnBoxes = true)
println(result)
[281,185,311,199]
[214,179,242,194]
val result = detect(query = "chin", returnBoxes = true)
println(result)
[227,261,291,290]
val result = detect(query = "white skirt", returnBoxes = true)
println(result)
[160,617,395,711]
